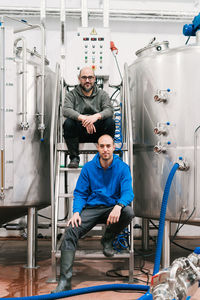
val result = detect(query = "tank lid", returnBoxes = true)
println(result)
[135,41,169,57]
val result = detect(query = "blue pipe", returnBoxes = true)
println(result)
[3,284,149,300]
[153,163,179,275]
[136,291,153,299]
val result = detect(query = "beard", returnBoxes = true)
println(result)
[81,83,94,93]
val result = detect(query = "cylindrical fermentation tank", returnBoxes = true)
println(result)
[127,35,200,223]
[0,27,56,225]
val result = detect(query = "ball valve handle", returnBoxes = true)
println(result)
[183,13,200,36]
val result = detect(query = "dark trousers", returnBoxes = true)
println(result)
[63,117,115,142]
[61,206,134,251]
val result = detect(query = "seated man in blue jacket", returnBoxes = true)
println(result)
[52,134,134,293]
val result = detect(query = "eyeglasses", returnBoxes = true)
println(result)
[80,76,95,81]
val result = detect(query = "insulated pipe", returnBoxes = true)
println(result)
[0,7,196,23]
[153,163,179,275]
[81,0,88,28]
[14,37,28,133]
[103,0,109,28]
[4,284,149,300]
[0,18,5,199]
[14,21,46,141]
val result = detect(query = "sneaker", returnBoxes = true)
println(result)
[68,158,79,168]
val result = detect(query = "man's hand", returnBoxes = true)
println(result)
[106,205,122,225]
[67,212,81,228]
[86,124,96,134]
[78,113,101,127]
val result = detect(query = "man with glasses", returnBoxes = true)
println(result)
[63,66,115,168]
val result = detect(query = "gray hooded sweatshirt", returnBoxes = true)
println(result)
[62,84,114,121]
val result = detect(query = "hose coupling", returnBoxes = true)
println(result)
[178,157,190,171]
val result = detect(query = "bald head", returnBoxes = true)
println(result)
[79,66,95,78]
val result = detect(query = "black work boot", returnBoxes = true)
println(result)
[51,250,75,293]
[101,229,116,257]
[65,137,80,168]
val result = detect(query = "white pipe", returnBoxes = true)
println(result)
[60,0,66,140]
[0,7,197,22]
[14,22,46,141]
[81,0,88,27]
[103,0,109,28]
[14,37,28,132]
[0,18,5,198]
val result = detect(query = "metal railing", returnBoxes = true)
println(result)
[49,63,61,282]
[122,63,134,282]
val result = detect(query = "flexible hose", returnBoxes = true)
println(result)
[136,291,153,299]
[153,163,179,275]
[4,284,149,300]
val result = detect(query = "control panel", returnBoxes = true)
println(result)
[66,27,111,84]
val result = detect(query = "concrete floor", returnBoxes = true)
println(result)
[0,236,200,299]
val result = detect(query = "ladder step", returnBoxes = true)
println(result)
[58,193,73,198]
[57,142,98,153]
[55,250,130,258]
[59,167,81,172]
[57,142,128,152]
[57,222,68,228]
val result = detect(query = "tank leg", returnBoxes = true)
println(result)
[142,218,149,251]
[161,220,170,269]
[25,207,38,269]
[129,218,134,283]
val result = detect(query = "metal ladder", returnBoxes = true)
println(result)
[48,66,134,283]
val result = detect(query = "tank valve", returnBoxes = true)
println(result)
[154,89,170,103]
[20,121,29,130]
[154,144,166,154]
[178,157,190,171]
[154,125,167,136]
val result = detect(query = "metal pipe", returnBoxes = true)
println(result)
[193,125,200,213]
[0,19,5,199]
[26,207,37,268]
[14,21,46,141]
[0,7,197,23]
[49,63,60,282]
[14,36,29,133]
[60,0,66,141]
[81,0,88,27]
[161,220,170,269]
[124,63,134,282]
[103,0,109,28]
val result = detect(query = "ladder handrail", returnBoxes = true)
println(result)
[50,63,61,251]
[123,63,134,177]
[122,63,134,282]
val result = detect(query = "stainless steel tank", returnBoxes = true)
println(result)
[128,38,200,223]
[0,27,56,225]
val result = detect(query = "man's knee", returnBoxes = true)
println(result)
[63,118,78,139]
[123,206,134,222]
[97,117,115,138]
